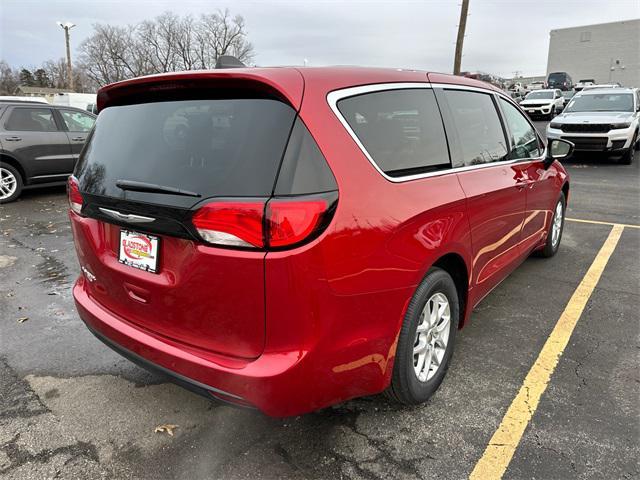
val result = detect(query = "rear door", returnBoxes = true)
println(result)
[56,108,96,172]
[435,87,526,304]
[73,84,302,359]
[497,97,556,253]
[0,106,73,180]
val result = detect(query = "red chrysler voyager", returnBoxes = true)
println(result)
[69,67,573,416]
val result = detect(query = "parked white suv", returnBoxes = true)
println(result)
[520,89,565,119]
[546,88,640,164]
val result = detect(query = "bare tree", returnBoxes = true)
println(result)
[196,10,254,68]
[79,24,152,86]
[42,58,97,92]
[42,59,68,89]
[137,12,181,73]
[175,15,199,70]
[78,9,254,87]
[0,61,20,94]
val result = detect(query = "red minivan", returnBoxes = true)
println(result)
[69,67,572,416]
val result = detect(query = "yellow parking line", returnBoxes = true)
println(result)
[469,224,625,480]
[567,217,640,229]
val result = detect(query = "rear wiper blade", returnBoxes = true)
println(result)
[116,180,201,198]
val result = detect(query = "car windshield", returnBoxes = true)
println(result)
[526,91,553,100]
[548,73,565,82]
[565,93,634,113]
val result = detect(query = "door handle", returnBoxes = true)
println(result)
[4,136,21,141]
[71,137,85,142]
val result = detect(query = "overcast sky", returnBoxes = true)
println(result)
[1,0,638,78]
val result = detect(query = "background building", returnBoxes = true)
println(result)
[13,85,73,102]
[547,19,640,87]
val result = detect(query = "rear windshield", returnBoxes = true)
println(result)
[76,99,296,207]
[547,73,566,82]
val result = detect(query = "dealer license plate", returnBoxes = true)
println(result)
[118,230,159,273]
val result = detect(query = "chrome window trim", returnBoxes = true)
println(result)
[327,82,547,183]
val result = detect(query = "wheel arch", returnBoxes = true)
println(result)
[562,180,569,203]
[0,153,27,184]
[432,252,470,329]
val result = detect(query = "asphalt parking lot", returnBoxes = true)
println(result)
[1,119,638,479]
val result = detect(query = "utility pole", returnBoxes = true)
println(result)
[453,0,470,75]
[57,21,76,91]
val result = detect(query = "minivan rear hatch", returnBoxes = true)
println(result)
[72,70,304,358]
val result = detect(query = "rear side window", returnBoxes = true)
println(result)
[275,118,337,195]
[76,99,297,208]
[498,98,542,159]
[6,107,57,132]
[439,90,508,168]
[60,109,96,132]
[337,89,450,177]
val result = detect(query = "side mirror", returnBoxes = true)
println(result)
[544,139,574,168]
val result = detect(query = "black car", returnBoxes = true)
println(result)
[547,72,573,91]
[0,100,96,202]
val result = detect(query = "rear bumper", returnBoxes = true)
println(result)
[84,320,253,408]
[73,275,395,416]
[74,277,311,416]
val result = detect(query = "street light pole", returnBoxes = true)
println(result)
[57,21,76,91]
[453,0,470,75]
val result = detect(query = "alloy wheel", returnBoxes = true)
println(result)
[551,200,563,248]
[0,167,18,200]
[413,292,451,382]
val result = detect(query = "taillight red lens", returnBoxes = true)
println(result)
[67,176,83,215]
[192,198,332,249]
[192,202,265,248]
[267,200,327,247]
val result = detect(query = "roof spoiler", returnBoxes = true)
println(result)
[97,69,304,111]
[215,55,246,69]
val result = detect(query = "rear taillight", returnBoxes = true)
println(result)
[267,200,327,247]
[67,176,83,215]
[191,197,335,250]
[192,202,265,248]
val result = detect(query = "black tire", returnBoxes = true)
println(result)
[549,106,556,120]
[620,132,637,165]
[0,163,23,204]
[386,268,459,405]
[620,147,635,165]
[536,192,566,258]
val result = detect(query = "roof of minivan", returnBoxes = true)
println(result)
[294,66,502,93]
[96,66,503,111]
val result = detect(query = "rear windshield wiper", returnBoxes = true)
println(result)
[116,180,201,198]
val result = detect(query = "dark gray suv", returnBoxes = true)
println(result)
[0,101,96,202]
